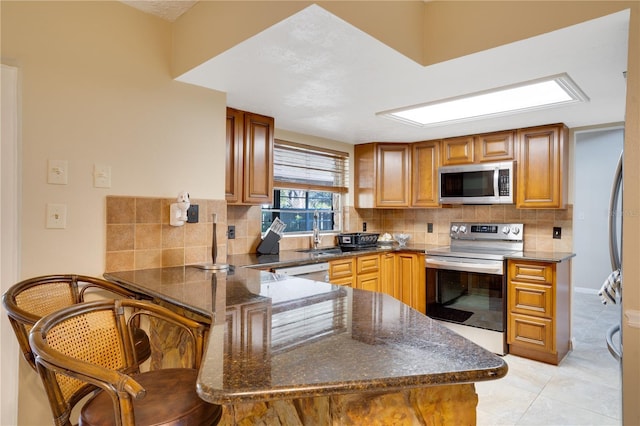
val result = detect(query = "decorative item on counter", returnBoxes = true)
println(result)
[378,233,394,246]
[170,191,190,226]
[257,217,286,255]
[394,233,411,247]
[192,213,229,270]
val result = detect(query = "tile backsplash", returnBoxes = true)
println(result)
[111,199,573,265]
[105,196,227,272]
[226,204,573,255]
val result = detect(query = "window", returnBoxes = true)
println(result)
[262,140,349,234]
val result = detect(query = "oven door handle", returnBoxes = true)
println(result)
[426,257,503,275]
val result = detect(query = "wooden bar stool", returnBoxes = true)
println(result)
[29,299,222,426]
[2,274,151,370]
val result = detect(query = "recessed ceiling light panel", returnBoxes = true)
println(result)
[378,73,589,127]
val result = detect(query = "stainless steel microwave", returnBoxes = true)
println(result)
[438,161,514,204]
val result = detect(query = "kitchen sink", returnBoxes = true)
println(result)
[296,247,343,256]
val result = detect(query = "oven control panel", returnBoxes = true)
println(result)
[450,222,523,241]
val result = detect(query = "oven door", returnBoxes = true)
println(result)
[426,256,506,333]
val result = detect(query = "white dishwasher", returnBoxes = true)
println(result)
[272,262,330,282]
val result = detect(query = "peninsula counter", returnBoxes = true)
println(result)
[105,266,507,424]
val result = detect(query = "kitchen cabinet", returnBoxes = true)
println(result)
[355,142,439,208]
[397,252,426,315]
[356,254,381,292]
[475,131,515,162]
[516,124,568,208]
[507,259,571,365]
[225,107,274,205]
[412,141,440,207]
[441,136,475,165]
[441,131,515,166]
[329,258,355,287]
[380,252,398,298]
[354,143,410,208]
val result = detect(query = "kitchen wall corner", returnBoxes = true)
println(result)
[105,196,227,272]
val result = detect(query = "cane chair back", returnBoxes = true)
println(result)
[2,274,151,370]
[29,299,221,426]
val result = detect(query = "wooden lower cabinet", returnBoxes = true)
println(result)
[396,253,426,315]
[356,254,381,292]
[329,252,426,314]
[507,259,571,364]
[329,258,355,287]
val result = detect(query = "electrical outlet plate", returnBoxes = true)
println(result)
[46,204,67,229]
[228,225,236,239]
[47,159,68,185]
[553,227,562,239]
[187,204,199,223]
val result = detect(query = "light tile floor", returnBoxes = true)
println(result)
[476,290,622,426]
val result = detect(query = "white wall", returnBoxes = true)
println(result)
[573,127,624,291]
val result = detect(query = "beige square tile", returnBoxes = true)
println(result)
[105,251,134,272]
[135,250,162,270]
[107,224,134,251]
[162,248,184,267]
[135,224,161,249]
[185,246,207,265]
[162,224,184,248]
[106,196,135,224]
[136,198,162,224]
[185,222,209,246]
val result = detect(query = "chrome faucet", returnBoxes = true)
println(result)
[312,210,321,249]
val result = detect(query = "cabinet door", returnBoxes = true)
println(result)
[356,273,380,292]
[380,252,397,298]
[225,108,243,203]
[397,253,426,314]
[475,131,515,162]
[412,141,440,207]
[441,136,474,165]
[243,112,274,204]
[375,144,411,207]
[516,124,568,208]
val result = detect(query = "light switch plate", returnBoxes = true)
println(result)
[46,204,67,229]
[94,164,111,188]
[47,160,68,185]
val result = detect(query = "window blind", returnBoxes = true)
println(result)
[273,140,349,193]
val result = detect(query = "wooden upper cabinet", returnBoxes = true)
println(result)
[412,141,440,207]
[354,143,412,208]
[516,124,568,208]
[441,136,474,165]
[225,108,243,203]
[475,131,515,162]
[225,107,274,205]
[376,144,411,207]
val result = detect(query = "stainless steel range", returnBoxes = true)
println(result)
[425,222,524,355]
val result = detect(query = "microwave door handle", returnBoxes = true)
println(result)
[493,167,500,198]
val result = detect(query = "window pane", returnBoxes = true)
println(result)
[262,190,340,234]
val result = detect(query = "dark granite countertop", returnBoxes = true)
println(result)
[105,266,507,405]
[229,243,440,270]
[230,244,575,271]
[506,251,576,262]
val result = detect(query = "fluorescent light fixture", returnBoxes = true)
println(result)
[378,73,588,127]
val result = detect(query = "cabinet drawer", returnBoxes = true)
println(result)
[330,276,354,287]
[508,313,554,352]
[329,259,355,279]
[357,254,380,274]
[509,261,553,284]
[509,281,553,318]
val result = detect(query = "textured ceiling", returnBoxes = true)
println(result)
[120,0,196,22]
[122,2,629,144]
[177,5,629,144]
